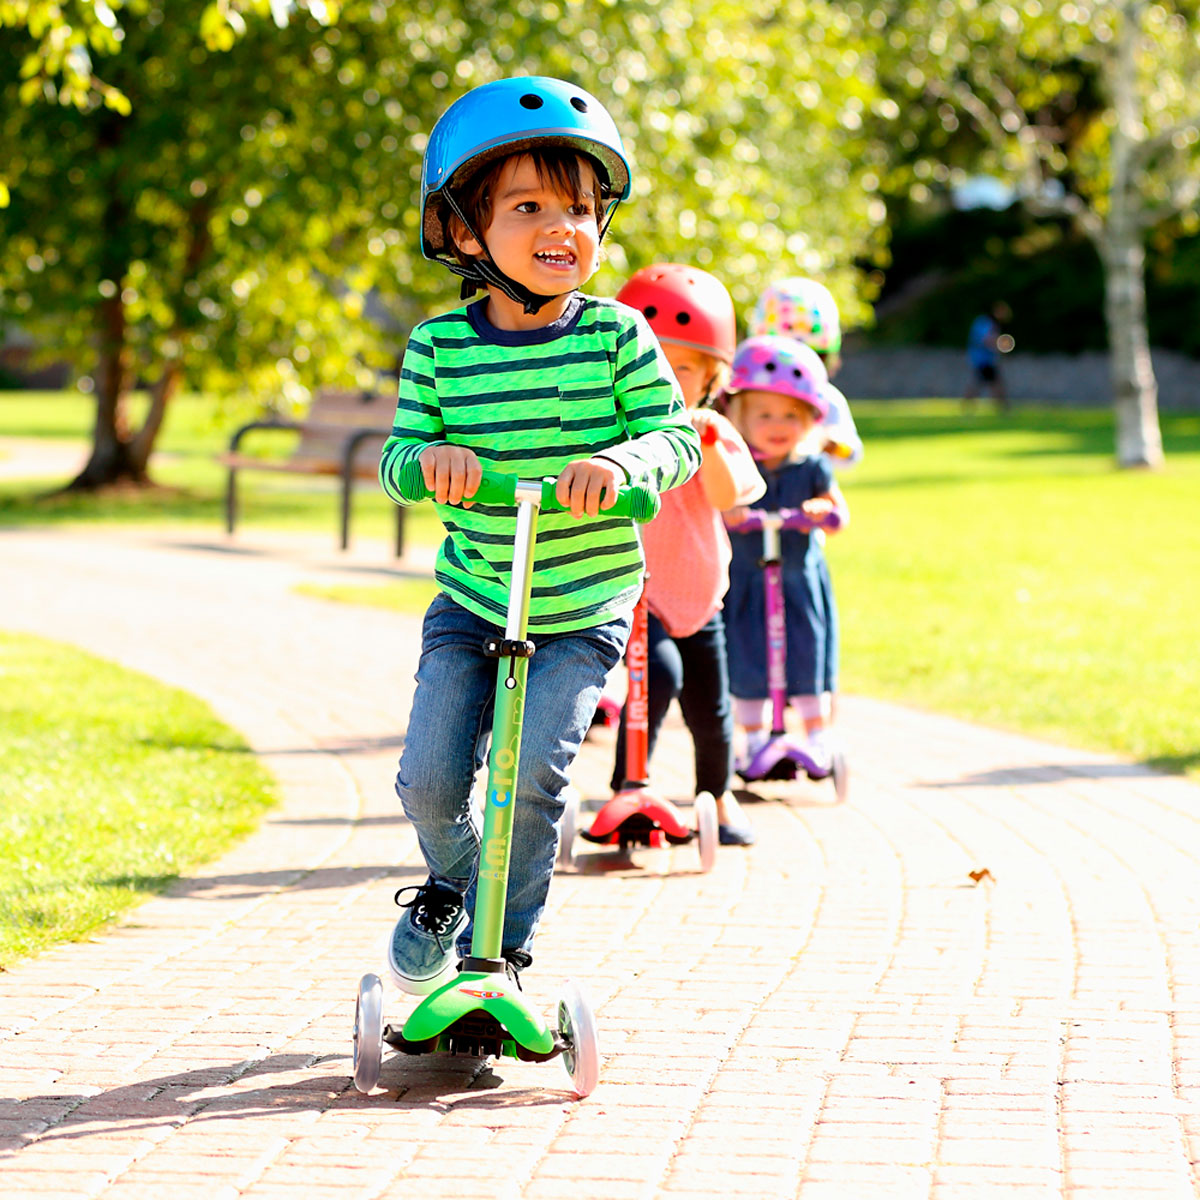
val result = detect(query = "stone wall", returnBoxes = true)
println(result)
[836,344,1200,410]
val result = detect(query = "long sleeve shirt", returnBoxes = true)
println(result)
[379,294,702,633]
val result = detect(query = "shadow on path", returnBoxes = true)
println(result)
[4,1050,574,1150]
[98,864,426,902]
[922,761,1176,789]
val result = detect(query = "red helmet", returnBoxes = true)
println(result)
[616,263,737,363]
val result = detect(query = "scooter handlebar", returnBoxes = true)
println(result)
[727,507,843,534]
[396,461,661,523]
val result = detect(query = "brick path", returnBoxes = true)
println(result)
[3,524,1200,1200]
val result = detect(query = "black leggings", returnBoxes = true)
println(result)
[609,610,733,796]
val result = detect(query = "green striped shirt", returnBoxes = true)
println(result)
[379,293,702,633]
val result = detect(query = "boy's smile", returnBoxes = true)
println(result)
[455,154,602,327]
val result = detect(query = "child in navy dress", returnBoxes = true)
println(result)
[721,336,849,775]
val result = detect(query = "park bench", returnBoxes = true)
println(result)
[221,388,407,554]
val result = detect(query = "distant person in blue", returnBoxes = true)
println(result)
[965,301,1012,411]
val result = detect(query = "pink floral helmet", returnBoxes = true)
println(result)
[751,277,842,354]
[726,335,829,422]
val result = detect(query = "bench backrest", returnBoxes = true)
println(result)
[291,389,398,468]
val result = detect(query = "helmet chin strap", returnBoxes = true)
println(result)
[442,190,621,316]
[443,193,559,315]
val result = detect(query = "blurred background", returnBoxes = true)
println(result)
[5,0,1200,479]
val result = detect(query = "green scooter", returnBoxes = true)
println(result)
[353,464,660,1097]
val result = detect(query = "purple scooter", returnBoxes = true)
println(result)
[727,507,848,801]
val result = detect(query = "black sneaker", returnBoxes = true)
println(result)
[504,949,533,991]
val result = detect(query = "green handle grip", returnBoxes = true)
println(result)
[396,461,661,522]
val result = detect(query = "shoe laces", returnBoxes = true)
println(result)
[394,881,463,947]
[505,949,532,990]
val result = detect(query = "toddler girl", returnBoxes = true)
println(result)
[722,336,848,776]
[609,264,765,845]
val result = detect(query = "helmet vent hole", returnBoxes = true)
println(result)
[793,368,803,377]
[519,94,544,110]
[765,361,777,372]
[643,305,658,319]
[570,96,589,112]
[675,311,691,325]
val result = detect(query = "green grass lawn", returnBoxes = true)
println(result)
[3,391,1198,780]
[831,403,1200,775]
[0,632,277,966]
[0,389,443,546]
[286,402,1200,778]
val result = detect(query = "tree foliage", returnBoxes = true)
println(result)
[860,0,1200,465]
[0,0,893,486]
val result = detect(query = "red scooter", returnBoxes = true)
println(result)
[559,591,718,872]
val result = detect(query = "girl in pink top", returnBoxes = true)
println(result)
[609,265,765,845]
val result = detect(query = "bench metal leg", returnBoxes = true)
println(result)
[340,472,353,551]
[225,468,238,535]
[394,507,405,558]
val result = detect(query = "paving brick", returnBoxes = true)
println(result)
[4,524,1200,1200]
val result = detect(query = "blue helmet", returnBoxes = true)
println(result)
[420,76,632,260]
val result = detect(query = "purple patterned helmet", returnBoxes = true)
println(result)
[726,335,829,421]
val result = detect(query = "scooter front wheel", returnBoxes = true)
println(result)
[557,787,580,871]
[353,973,384,1093]
[557,979,600,1097]
[831,752,849,804]
[694,791,718,873]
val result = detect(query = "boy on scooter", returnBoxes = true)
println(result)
[378,78,701,995]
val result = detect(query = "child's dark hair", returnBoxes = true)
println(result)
[440,146,606,268]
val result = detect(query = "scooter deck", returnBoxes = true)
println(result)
[738,735,831,783]
[384,970,561,1062]
[581,789,695,844]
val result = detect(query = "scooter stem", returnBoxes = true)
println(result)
[760,517,788,736]
[471,482,541,962]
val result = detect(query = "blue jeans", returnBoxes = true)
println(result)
[609,610,734,797]
[396,593,630,958]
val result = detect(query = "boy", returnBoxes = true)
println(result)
[378,77,701,994]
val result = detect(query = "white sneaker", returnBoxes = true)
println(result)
[804,730,832,776]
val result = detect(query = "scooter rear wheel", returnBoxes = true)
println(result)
[557,787,580,871]
[353,973,384,1093]
[557,979,600,1097]
[694,791,718,873]
[831,752,849,803]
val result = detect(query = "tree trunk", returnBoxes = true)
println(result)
[128,362,182,471]
[67,291,149,490]
[1103,0,1165,469]
[1101,231,1163,469]
[64,103,152,491]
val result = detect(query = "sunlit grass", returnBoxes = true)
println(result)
[0,389,443,544]
[830,402,1200,775]
[0,632,277,965]
[295,576,441,614]
[4,392,1199,777]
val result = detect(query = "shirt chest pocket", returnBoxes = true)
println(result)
[557,359,622,446]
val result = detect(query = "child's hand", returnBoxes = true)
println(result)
[725,505,750,528]
[418,443,482,507]
[802,498,835,520]
[555,457,623,518]
[691,408,721,445]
